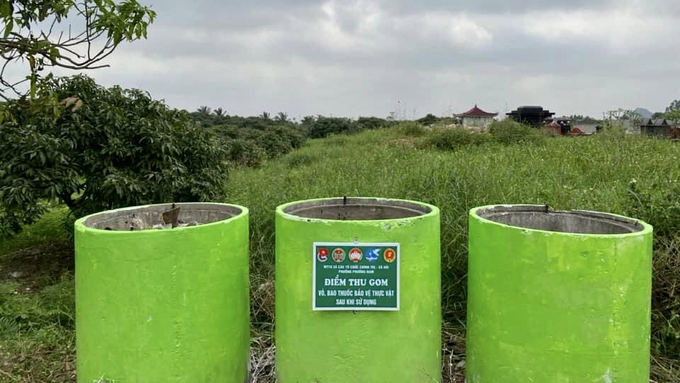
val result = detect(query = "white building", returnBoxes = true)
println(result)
[455,105,498,128]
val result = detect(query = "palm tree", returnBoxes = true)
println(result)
[260,111,271,121]
[301,115,315,126]
[275,112,289,123]
[214,107,226,117]
[196,106,211,115]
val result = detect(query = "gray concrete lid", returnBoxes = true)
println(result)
[81,203,244,231]
[281,197,432,221]
[474,205,645,234]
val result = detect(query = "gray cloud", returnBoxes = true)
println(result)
[379,0,616,14]
[71,0,680,118]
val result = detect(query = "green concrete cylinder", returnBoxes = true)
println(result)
[276,197,441,383]
[75,203,250,383]
[467,205,653,382]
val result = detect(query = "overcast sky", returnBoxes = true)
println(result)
[53,0,680,119]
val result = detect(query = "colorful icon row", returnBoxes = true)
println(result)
[317,247,396,263]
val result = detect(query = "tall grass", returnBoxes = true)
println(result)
[0,278,75,382]
[0,207,70,254]
[226,126,680,367]
[1,124,679,382]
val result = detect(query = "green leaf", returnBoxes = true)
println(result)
[49,47,60,64]
[0,1,11,18]
[3,18,13,38]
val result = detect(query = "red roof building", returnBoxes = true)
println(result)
[455,105,498,128]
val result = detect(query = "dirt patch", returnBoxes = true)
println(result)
[250,332,276,383]
[442,327,467,383]
[0,241,74,293]
[0,337,76,383]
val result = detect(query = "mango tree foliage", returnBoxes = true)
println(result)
[0,0,156,99]
[0,75,229,237]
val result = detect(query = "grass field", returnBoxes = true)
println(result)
[1,125,679,382]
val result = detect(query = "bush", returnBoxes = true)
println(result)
[256,131,294,159]
[268,125,305,149]
[225,139,266,167]
[416,113,440,126]
[210,123,305,166]
[397,121,427,137]
[211,124,241,140]
[307,116,356,138]
[0,75,229,237]
[356,116,388,130]
[426,127,490,150]
[237,127,265,140]
[488,119,545,145]
[237,116,271,131]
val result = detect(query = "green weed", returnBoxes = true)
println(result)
[397,121,427,137]
[0,207,69,255]
[226,127,680,375]
[425,126,491,149]
[284,151,320,169]
[488,118,546,145]
[2,126,679,382]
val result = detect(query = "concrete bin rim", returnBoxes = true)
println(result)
[277,197,439,223]
[75,202,248,233]
[471,204,652,237]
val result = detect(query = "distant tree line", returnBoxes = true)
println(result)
[185,107,481,168]
[187,107,421,165]
[415,113,460,126]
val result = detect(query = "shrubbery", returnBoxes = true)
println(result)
[416,113,440,126]
[488,119,545,145]
[356,116,390,131]
[225,139,266,168]
[416,113,459,126]
[422,119,545,151]
[257,131,294,159]
[397,121,427,137]
[306,116,356,138]
[302,116,391,139]
[425,126,491,149]
[192,107,306,167]
[0,75,229,237]
[207,123,304,167]
[202,112,404,145]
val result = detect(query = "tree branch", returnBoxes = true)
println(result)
[0,0,156,98]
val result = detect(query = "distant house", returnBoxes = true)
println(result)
[455,105,498,128]
[572,124,599,135]
[639,118,671,137]
[506,106,555,127]
[544,116,572,135]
